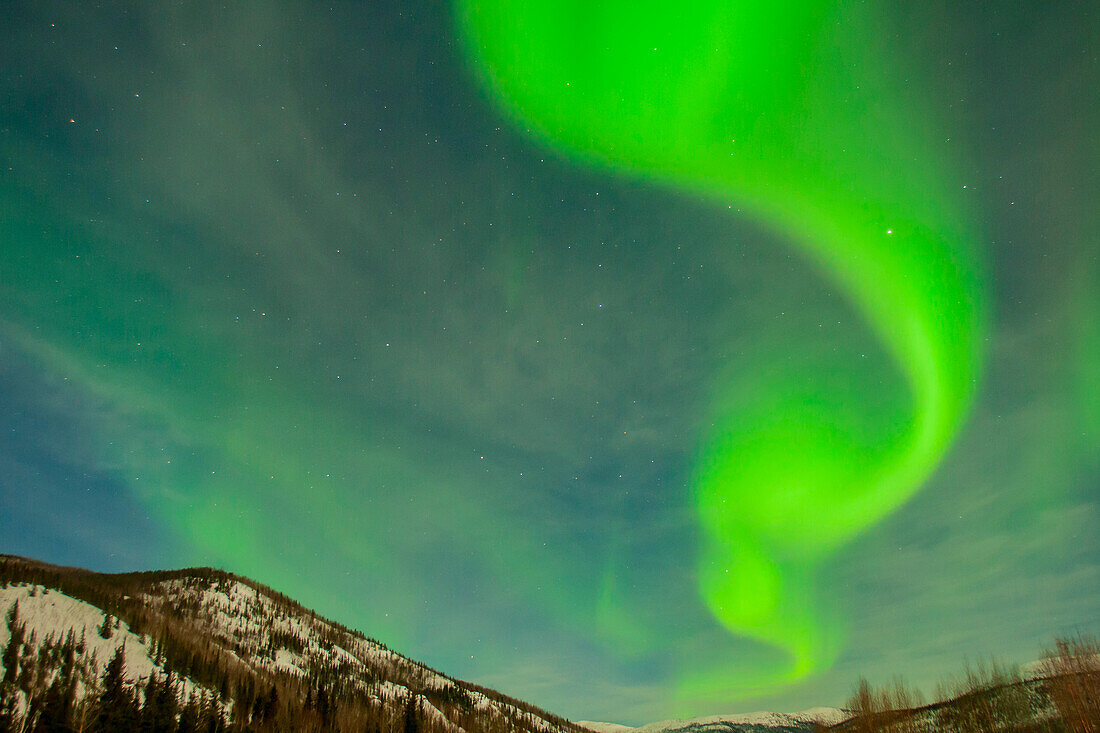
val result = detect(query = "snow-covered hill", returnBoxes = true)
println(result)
[0,554,587,732]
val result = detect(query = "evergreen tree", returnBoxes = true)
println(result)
[201,691,225,733]
[57,631,77,724]
[0,630,19,733]
[315,685,332,728]
[141,672,179,733]
[94,645,137,731]
[140,673,160,732]
[98,612,114,640]
[403,693,420,733]
[16,641,37,697]
[157,673,180,732]
[178,692,201,733]
[0,691,16,733]
[250,684,277,728]
[33,673,71,732]
[1,603,22,686]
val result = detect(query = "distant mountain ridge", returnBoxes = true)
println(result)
[577,707,847,733]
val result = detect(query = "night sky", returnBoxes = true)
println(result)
[1,1,1097,725]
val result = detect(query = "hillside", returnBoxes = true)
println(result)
[0,554,589,732]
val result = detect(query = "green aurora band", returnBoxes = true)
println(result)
[455,0,985,697]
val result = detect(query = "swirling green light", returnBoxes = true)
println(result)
[455,0,984,699]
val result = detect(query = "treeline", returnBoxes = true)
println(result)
[822,635,1100,733]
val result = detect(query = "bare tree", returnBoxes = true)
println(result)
[1041,635,1100,733]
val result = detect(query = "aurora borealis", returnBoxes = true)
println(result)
[455,0,985,693]
[1,0,1098,725]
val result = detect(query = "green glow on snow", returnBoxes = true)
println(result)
[455,0,984,698]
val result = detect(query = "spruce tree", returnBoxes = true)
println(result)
[95,645,137,731]
[140,672,160,732]
[1,603,22,686]
[140,671,179,733]
[157,673,179,732]
[98,612,114,640]
[250,684,277,727]
[0,691,16,732]
[178,692,201,733]
[403,693,420,733]
[34,673,71,732]
[201,691,226,733]
[308,683,332,728]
